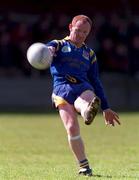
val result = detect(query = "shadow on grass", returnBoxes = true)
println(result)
[94,174,112,178]
[94,174,138,179]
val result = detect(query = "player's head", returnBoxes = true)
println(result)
[69,15,92,47]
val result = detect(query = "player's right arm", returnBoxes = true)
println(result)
[45,40,60,57]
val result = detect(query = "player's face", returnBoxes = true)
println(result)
[69,20,91,47]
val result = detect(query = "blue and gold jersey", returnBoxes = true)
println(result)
[46,37,109,110]
[46,37,96,85]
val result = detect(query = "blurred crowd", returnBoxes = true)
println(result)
[0,12,139,78]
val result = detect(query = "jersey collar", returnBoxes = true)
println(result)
[64,36,85,47]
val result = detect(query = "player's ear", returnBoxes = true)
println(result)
[69,23,72,31]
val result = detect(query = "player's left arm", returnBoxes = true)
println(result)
[103,108,120,126]
[87,52,109,111]
[87,52,120,126]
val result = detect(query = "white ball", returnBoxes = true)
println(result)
[27,43,52,70]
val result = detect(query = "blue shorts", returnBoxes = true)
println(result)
[52,82,94,107]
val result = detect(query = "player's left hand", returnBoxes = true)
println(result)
[103,109,121,126]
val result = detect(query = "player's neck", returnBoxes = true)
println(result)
[65,36,83,48]
[69,39,83,48]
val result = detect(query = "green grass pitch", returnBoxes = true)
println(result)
[0,112,139,179]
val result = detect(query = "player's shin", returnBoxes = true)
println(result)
[68,134,86,161]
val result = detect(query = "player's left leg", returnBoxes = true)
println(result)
[74,90,100,125]
[58,103,92,176]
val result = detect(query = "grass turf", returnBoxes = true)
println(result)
[0,112,139,179]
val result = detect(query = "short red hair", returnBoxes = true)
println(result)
[71,15,92,27]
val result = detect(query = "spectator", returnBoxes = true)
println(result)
[0,11,138,78]
[0,32,20,77]
[128,35,139,78]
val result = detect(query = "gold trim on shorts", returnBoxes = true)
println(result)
[52,93,68,107]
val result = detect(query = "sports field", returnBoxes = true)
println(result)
[0,112,139,180]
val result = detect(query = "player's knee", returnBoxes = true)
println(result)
[67,124,79,137]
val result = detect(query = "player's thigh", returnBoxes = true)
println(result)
[75,90,95,106]
[80,90,95,101]
[58,103,80,135]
